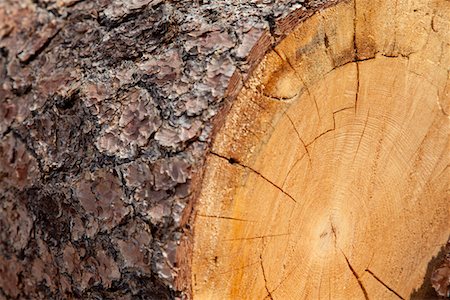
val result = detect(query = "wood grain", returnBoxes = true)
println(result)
[192,0,450,298]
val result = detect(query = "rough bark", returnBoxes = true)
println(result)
[0,0,448,299]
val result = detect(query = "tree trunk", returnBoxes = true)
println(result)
[0,0,448,299]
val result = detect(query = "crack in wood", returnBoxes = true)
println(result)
[431,14,438,33]
[382,53,411,60]
[281,152,308,188]
[275,46,321,118]
[392,0,399,55]
[272,47,314,99]
[260,254,274,300]
[217,261,260,275]
[312,94,322,121]
[323,53,415,79]
[340,250,369,300]
[223,232,290,242]
[305,126,334,148]
[355,61,360,113]
[353,0,358,59]
[285,112,312,165]
[330,218,338,248]
[304,106,354,148]
[321,15,336,68]
[210,151,299,204]
[365,269,405,300]
[262,91,299,101]
[352,109,370,163]
[268,261,300,296]
[196,214,255,222]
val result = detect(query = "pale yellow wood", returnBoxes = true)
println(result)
[192,0,450,299]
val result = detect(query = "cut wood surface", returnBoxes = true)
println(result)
[192,0,450,299]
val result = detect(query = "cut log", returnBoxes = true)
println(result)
[0,0,449,299]
[192,0,450,299]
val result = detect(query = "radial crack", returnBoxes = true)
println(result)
[353,0,358,60]
[281,152,307,188]
[197,214,255,222]
[330,218,338,248]
[272,48,314,99]
[340,250,369,300]
[312,94,322,120]
[392,0,399,55]
[260,254,274,300]
[268,261,301,296]
[353,109,370,163]
[365,269,405,300]
[285,113,312,165]
[210,151,298,204]
[321,15,336,68]
[273,48,297,76]
[355,62,360,113]
[218,261,260,275]
[223,232,290,242]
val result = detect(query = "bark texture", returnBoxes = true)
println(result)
[0,0,336,299]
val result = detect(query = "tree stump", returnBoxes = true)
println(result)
[192,0,449,299]
[0,0,448,299]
